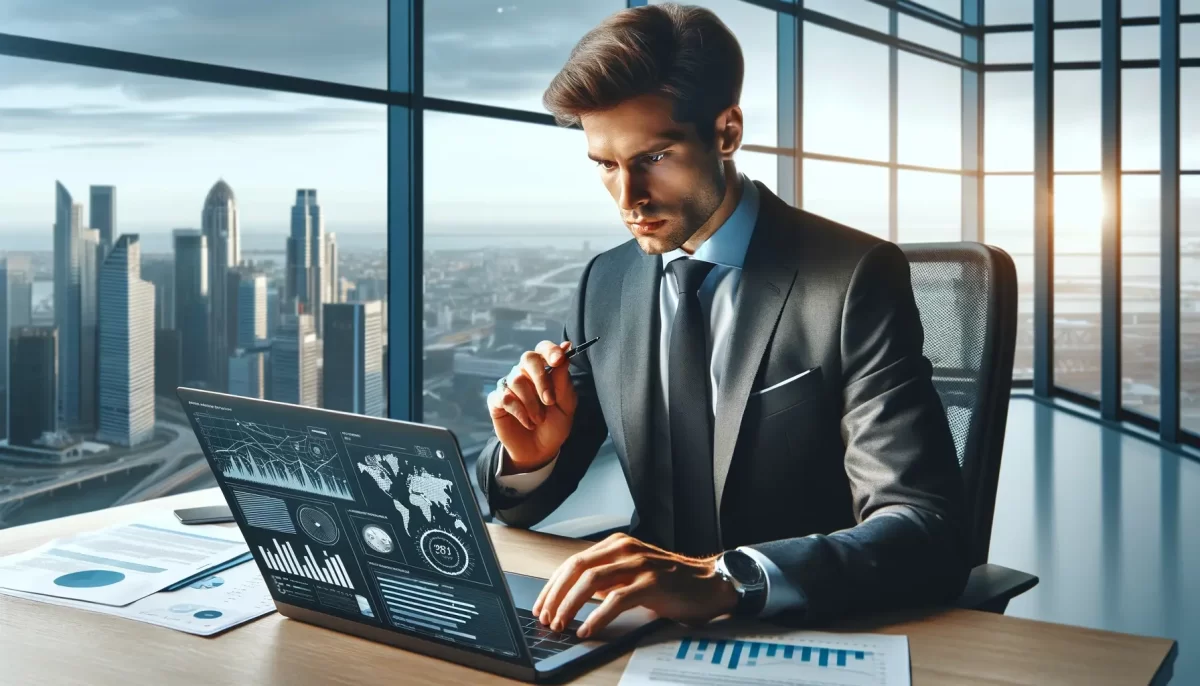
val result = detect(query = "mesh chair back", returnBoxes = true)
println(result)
[900,243,1018,568]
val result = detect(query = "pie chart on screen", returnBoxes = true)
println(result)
[53,570,126,587]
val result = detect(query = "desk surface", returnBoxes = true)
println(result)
[0,489,1177,685]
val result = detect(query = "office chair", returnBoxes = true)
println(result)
[533,242,1037,614]
[902,242,1037,613]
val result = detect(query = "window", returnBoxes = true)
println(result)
[1055,0,1101,22]
[1121,174,1161,418]
[1123,0,1162,17]
[897,171,962,243]
[913,0,961,19]
[425,0,622,112]
[985,72,1034,172]
[736,150,781,196]
[899,15,961,57]
[805,0,889,33]
[1056,70,1102,172]
[1055,29,1101,63]
[1180,177,1200,433]
[985,175,1035,380]
[986,31,1033,64]
[801,160,889,239]
[1123,25,1159,61]
[899,52,962,170]
[1184,69,1200,170]
[986,1,1032,25]
[0,2,387,88]
[1053,174,1103,398]
[1123,68,1160,171]
[1187,25,1200,60]
[0,56,386,525]
[803,24,890,162]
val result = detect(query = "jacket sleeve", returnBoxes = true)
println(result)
[474,255,611,529]
[746,241,971,624]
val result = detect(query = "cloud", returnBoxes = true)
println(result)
[0,140,150,153]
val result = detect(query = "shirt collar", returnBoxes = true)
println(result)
[661,174,760,270]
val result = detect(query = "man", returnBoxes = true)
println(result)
[477,3,969,640]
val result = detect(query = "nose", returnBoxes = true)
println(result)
[616,168,649,212]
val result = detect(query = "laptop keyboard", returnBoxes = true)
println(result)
[516,608,585,662]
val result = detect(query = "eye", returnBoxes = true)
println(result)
[645,152,666,164]
[595,160,617,171]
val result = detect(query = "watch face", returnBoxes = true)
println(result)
[724,550,765,587]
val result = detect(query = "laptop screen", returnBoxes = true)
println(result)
[179,389,530,665]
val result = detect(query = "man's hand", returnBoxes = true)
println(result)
[487,340,578,473]
[532,533,739,639]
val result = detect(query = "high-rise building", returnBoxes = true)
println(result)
[142,259,176,331]
[271,313,318,407]
[0,256,33,441]
[54,182,82,429]
[77,228,101,431]
[266,286,280,342]
[9,326,58,447]
[203,180,238,392]
[325,232,339,306]
[97,234,156,447]
[89,185,116,257]
[155,327,181,398]
[228,347,267,399]
[228,268,267,350]
[287,189,326,332]
[174,229,208,387]
[323,301,384,417]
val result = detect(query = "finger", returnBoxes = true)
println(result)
[577,577,655,639]
[537,535,631,625]
[506,373,544,424]
[552,557,646,633]
[536,339,568,368]
[499,389,536,431]
[518,350,556,406]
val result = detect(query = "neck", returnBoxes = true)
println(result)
[680,163,742,255]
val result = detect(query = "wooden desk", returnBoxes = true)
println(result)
[0,489,1177,685]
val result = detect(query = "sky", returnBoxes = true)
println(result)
[1,0,1199,255]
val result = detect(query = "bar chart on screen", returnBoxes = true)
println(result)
[258,538,356,590]
[618,629,911,686]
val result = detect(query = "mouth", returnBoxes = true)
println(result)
[628,219,667,235]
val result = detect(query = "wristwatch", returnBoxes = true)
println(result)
[714,549,767,617]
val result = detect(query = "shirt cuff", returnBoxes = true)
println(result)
[738,546,807,618]
[494,448,558,496]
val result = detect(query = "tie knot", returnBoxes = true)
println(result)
[666,258,715,295]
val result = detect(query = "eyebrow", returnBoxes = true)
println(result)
[587,129,688,163]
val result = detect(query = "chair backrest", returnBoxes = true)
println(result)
[899,242,1018,569]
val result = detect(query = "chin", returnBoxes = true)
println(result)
[632,230,686,256]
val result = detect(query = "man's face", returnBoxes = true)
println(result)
[581,94,731,255]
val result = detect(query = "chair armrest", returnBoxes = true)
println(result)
[954,563,1039,614]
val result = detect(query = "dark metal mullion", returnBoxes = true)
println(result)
[777,5,802,207]
[889,8,900,244]
[962,0,984,242]
[862,0,969,33]
[801,8,972,70]
[1161,0,1182,443]
[387,0,423,422]
[1100,0,1122,418]
[1033,0,1055,397]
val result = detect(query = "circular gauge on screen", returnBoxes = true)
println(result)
[362,524,395,554]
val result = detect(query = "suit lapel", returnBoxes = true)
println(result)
[618,248,662,516]
[713,188,799,516]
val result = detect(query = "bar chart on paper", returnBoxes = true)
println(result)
[618,629,911,686]
[258,538,355,590]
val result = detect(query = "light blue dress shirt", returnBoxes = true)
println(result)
[497,174,805,618]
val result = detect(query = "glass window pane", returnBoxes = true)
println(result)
[897,171,962,242]
[986,72,1034,172]
[1053,174,1103,398]
[987,1,1033,25]
[914,0,962,19]
[1187,0,1200,13]
[803,24,890,162]
[1185,69,1200,170]
[1123,25,1159,60]
[801,160,889,239]
[1121,174,1161,418]
[899,52,962,169]
[899,15,961,56]
[1180,177,1200,432]
[0,2,386,88]
[806,0,890,33]
[737,150,780,197]
[0,56,386,525]
[1185,25,1200,59]
[1056,70,1102,172]
[1056,0,1101,22]
[985,175,1035,380]
[1056,29,1101,63]
[986,31,1033,64]
[1123,0,1161,16]
[1123,68,1160,171]
[426,1,622,112]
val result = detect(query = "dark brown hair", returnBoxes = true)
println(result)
[542,3,744,147]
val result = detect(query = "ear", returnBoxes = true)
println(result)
[714,105,743,159]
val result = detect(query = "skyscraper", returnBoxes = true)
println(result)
[0,256,33,441]
[97,235,156,447]
[155,327,181,398]
[9,326,58,447]
[203,180,238,392]
[142,259,176,331]
[54,182,83,429]
[323,301,384,417]
[325,231,339,306]
[234,269,267,349]
[271,313,318,407]
[287,189,325,332]
[174,229,208,387]
[228,348,267,399]
[90,185,116,257]
[78,228,101,431]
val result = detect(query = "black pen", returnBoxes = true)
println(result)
[544,336,600,373]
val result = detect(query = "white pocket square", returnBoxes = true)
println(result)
[750,367,816,396]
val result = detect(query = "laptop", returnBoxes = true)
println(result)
[177,388,664,681]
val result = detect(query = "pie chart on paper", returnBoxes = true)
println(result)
[53,570,126,588]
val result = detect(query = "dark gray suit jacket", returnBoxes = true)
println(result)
[476,183,970,624]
